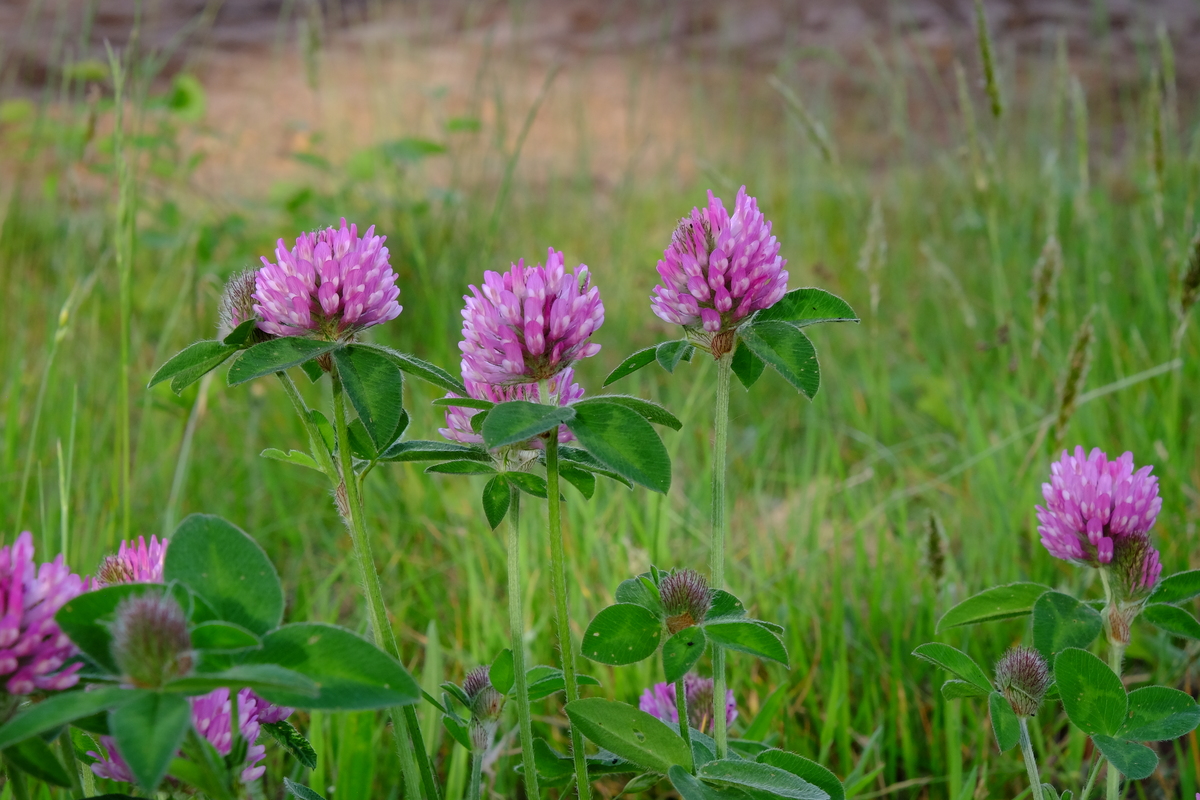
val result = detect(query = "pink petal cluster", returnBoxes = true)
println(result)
[439,368,584,447]
[651,186,788,333]
[459,249,604,385]
[638,675,736,735]
[88,538,293,785]
[94,536,167,587]
[1036,447,1163,571]
[252,218,401,338]
[91,688,270,784]
[0,533,84,695]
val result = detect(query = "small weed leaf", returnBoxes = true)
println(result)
[1090,735,1158,780]
[575,395,683,431]
[380,440,489,463]
[1032,591,1103,662]
[1053,648,1126,736]
[1150,569,1200,605]
[662,626,707,683]
[753,287,858,327]
[704,621,788,666]
[565,698,693,775]
[260,448,322,472]
[738,321,820,398]
[730,340,765,389]
[668,765,754,799]
[1118,686,1200,741]
[189,620,261,653]
[698,758,830,799]
[988,691,1020,752]
[482,400,575,449]
[262,721,319,770]
[604,346,659,386]
[566,402,671,493]
[911,643,992,694]
[1142,603,1200,639]
[164,514,284,636]
[334,345,406,449]
[111,692,192,792]
[582,603,663,665]
[656,340,694,373]
[283,778,330,800]
[936,583,1049,632]
[4,735,72,787]
[148,340,238,394]
[490,649,515,695]
[482,475,511,529]
[756,750,844,800]
[227,338,340,386]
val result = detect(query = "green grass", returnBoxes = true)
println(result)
[1,15,1199,800]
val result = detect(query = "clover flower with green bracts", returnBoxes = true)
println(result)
[459,249,604,386]
[252,218,401,338]
[94,535,167,587]
[440,369,584,448]
[651,186,788,356]
[995,646,1050,718]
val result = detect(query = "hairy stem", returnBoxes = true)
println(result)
[674,676,694,770]
[331,370,434,800]
[1018,718,1044,800]
[275,372,337,478]
[59,728,84,799]
[507,488,540,798]
[468,749,483,800]
[1100,570,1125,800]
[545,433,591,799]
[709,352,733,757]
[1080,754,1104,800]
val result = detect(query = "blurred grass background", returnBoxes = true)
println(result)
[1,1,1199,797]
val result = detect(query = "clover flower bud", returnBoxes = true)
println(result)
[1110,532,1163,602]
[218,269,271,342]
[659,569,713,635]
[994,646,1050,718]
[462,665,504,752]
[111,593,194,688]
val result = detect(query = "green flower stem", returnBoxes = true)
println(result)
[468,749,483,800]
[709,351,733,758]
[331,370,435,800]
[1018,718,1044,800]
[1099,570,1125,800]
[275,372,337,478]
[1080,754,1104,800]
[674,676,694,770]
[544,433,591,799]
[507,487,540,799]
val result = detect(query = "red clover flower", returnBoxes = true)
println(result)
[439,369,584,448]
[638,675,736,734]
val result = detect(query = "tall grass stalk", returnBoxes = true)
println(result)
[708,351,733,758]
[506,488,540,798]
[56,385,77,560]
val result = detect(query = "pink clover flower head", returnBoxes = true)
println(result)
[0,532,85,696]
[94,536,167,588]
[252,218,401,338]
[651,186,788,345]
[459,249,604,386]
[439,368,584,447]
[89,688,284,784]
[1036,447,1162,568]
[638,675,736,734]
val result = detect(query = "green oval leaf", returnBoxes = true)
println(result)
[704,621,788,666]
[1142,603,1200,639]
[163,514,283,635]
[284,778,330,800]
[669,765,754,799]
[1090,734,1158,779]
[379,440,490,462]
[738,321,820,398]
[662,627,707,684]
[1150,570,1200,605]
[730,340,765,389]
[333,346,405,449]
[604,347,659,386]
[222,318,259,346]
[755,749,844,800]
[706,590,747,622]
[263,721,318,770]
[566,402,671,493]
[507,471,549,498]
[941,680,988,700]
[431,396,494,410]
[656,340,694,373]
[559,463,596,499]
[1119,686,1200,741]
[911,643,992,694]
[936,583,1049,632]
[575,396,682,431]
[148,341,238,394]
[698,758,830,799]
[1054,648,1127,736]
[754,288,859,327]
[565,698,693,775]
[1032,591,1103,662]
[355,344,466,395]
[615,577,663,617]
[557,446,635,488]
[164,664,318,698]
[227,338,341,386]
[482,475,511,529]
[260,448,322,472]
[111,692,192,792]
[989,691,1020,752]
[242,623,421,710]
[582,604,663,665]
[0,687,139,751]
[490,649,515,696]
[482,401,576,449]
[424,460,497,475]
[190,621,262,653]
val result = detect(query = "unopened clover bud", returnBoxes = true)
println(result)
[463,665,504,723]
[994,646,1050,718]
[111,593,194,688]
[659,569,713,635]
[218,269,269,341]
[1109,532,1163,602]
[95,555,135,587]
